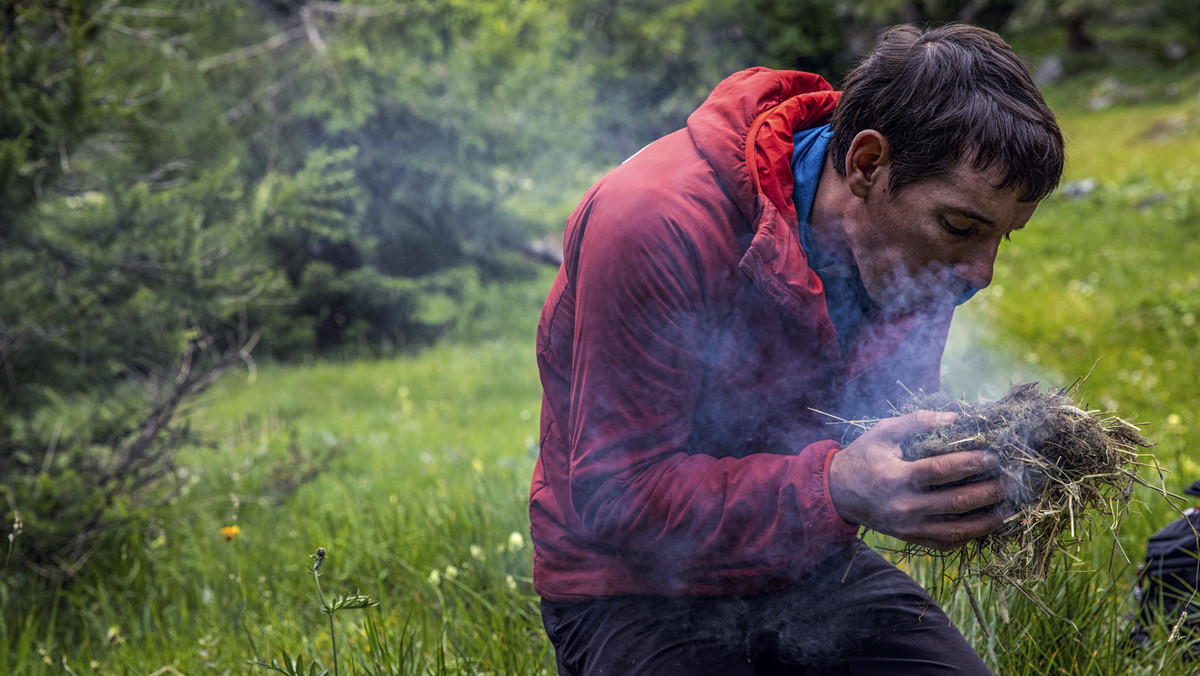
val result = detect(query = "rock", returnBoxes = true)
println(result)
[1061,178,1098,199]
[1034,55,1064,86]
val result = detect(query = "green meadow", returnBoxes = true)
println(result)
[7,81,1200,675]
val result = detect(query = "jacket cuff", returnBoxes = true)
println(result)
[821,444,861,534]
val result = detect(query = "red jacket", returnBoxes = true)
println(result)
[530,68,954,601]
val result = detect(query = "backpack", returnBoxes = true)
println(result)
[1129,486,1200,661]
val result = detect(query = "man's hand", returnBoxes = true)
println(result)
[828,410,1015,551]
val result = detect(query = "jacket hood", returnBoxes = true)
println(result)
[686,68,839,230]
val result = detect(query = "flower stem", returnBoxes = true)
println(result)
[312,549,339,676]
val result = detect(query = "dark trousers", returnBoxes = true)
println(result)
[540,544,991,675]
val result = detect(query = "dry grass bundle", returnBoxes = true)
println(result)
[891,381,1156,587]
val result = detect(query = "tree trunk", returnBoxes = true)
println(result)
[1064,14,1096,52]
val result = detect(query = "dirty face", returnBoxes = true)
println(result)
[842,134,1038,314]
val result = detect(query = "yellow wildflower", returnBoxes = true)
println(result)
[220,525,240,541]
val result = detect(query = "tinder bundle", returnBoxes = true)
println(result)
[894,381,1153,582]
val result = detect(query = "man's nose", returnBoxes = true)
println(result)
[953,248,997,291]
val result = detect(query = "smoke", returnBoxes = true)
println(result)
[871,261,970,313]
[939,285,1067,401]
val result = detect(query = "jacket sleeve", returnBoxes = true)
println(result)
[563,182,859,572]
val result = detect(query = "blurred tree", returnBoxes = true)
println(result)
[1158,0,1200,53]
[0,0,390,581]
[566,0,852,160]
[193,0,590,353]
[845,0,1018,33]
[999,0,1200,70]
[0,0,103,223]
[745,0,852,79]
[797,1,1200,79]
[0,0,257,580]
[1004,0,1105,51]
[0,0,592,581]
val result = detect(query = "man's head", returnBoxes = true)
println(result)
[823,24,1065,313]
[831,23,1064,202]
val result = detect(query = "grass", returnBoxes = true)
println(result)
[7,71,1200,674]
[1,277,556,674]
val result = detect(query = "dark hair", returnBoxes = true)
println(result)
[830,24,1064,202]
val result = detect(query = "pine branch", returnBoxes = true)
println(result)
[198,25,306,72]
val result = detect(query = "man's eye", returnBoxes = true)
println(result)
[941,219,972,237]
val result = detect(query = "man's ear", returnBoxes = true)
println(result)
[846,130,890,199]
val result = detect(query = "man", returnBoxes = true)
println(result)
[530,23,1065,674]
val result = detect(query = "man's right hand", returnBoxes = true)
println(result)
[827,410,1015,551]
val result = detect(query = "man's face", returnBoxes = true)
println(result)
[844,159,1037,314]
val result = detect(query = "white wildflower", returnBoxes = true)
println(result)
[507,531,525,552]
